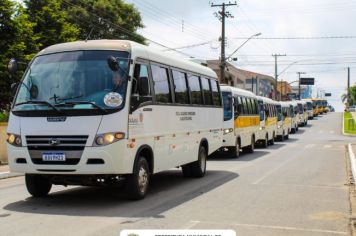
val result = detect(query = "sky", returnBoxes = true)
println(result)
[125,0,356,111]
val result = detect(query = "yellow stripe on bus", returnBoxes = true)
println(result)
[234,116,260,128]
[266,117,277,126]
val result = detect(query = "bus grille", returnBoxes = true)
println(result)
[26,135,88,165]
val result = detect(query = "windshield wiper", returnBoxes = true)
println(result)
[15,101,62,113]
[55,101,107,114]
[57,94,83,102]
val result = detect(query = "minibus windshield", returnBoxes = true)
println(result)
[13,50,130,116]
[222,92,232,121]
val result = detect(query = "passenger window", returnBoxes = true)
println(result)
[151,64,172,103]
[130,63,152,112]
[242,97,249,115]
[201,77,213,105]
[211,80,221,106]
[172,70,189,104]
[188,74,203,105]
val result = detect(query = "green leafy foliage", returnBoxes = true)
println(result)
[349,85,356,105]
[64,0,145,43]
[0,0,145,110]
[0,113,9,122]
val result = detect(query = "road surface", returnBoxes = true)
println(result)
[0,112,354,236]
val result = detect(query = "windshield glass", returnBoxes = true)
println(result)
[276,105,282,121]
[307,102,313,110]
[222,92,232,121]
[13,50,130,115]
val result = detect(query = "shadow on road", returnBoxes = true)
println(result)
[209,150,269,162]
[4,170,238,218]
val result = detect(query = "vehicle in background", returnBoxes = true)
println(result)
[289,101,299,133]
[328,105,335,112]
[297,101,308,126]
[312,99,319,117]
[221,86,260,157]
[256,96,278,147]
[303,99,314,120]
[6,40,224,200]
[348,105,356,112]
[276,101,291,141]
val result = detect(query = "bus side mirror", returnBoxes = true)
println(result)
[265,109,269,117]
[283,111,287,117]
[8,58,18,74]
[11,83,19,97]
[107,56,119,71]
[234,110,239,118]
[138,76,149,96]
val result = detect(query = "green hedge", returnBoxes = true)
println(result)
[0,113,9,122]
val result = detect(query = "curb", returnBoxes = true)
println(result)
[0,172,23,180]
[348,143,356,189]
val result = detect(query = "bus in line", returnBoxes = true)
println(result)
[256,96,278,147]
[221,86,260,157]
[6,40,224,199]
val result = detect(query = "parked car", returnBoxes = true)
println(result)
[348,105,356,112]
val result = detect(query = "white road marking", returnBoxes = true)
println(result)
[252,156,297,185]
[194,220,348,235]
[324,144,332,148]
[330,130,335,134]
[305,144,316,148]
[183,220,200,229]
[258,183,345,190]
[319,130,324,134]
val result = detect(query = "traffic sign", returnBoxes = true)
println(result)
[300,78,315,85]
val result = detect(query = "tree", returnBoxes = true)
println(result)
[0,1,38,110]
[349,85,356,105]
[64,0,145,43]
[24,0,79,49]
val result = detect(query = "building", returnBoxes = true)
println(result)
[290,85,312,99]
[206,60,245,88]
[277,81,292,100]
[206,60,276,98]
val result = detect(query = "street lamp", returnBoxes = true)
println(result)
[226,32,262,61]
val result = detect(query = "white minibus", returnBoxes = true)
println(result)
[221,86,260,157]
[256,96,278,147]
[288,101,299,133]
[276,102,291,141]
[303,99,314,120]
[6,40,223,199]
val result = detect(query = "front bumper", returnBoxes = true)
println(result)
[7,141,134,175]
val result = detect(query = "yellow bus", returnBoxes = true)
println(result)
[221,86,260,157]
[256,96,278,147]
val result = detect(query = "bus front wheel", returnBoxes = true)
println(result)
[25,174,52,197]
[126,157,150,200]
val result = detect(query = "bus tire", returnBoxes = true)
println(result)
[191,146,207,177]
[281,131,285,141]
[269,133,275,145]
[230,139,240,158]
[25,174,52,197]
[261,134,268,148]
[126,157,150,200]
[245,136,255,153]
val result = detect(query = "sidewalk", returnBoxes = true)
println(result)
[0,165,23,179]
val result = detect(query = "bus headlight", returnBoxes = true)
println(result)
[278,125,282,129]
[223,128,233,134]
[7,133,22,147]
[94,132,125,146]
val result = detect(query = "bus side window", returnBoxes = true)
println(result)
[130,63,152,112]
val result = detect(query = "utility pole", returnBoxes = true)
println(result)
[347,67,351,105]
[272,54,286,100]
[212,1,237,84]
[297,72,306,100]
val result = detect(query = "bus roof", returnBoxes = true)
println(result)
[220,85,257,98]
[36,40,217,79]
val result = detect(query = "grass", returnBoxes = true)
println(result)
[0,113,9,123]
[344,112,356,134]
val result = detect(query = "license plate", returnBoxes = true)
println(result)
[42,153,66,161]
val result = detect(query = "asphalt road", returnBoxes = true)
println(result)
[0,112,354,236]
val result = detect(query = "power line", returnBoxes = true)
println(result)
[61,0,196,58]
[232,36,356,40]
